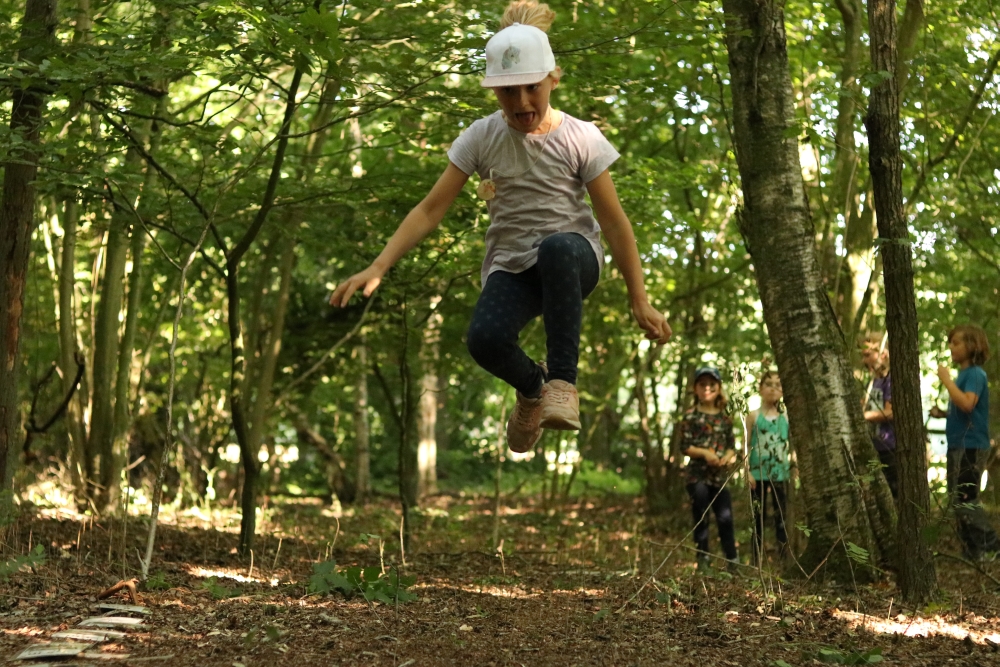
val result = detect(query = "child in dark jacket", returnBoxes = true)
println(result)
[679,367,738,570]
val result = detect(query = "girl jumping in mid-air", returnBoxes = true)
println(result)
[678,367,738,571]
[330,1,670,452]
[745,371,790,565]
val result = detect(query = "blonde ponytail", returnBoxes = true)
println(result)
[500,1,555,32]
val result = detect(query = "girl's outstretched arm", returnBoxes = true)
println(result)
[330,163,470,307]
[587,170,672,343]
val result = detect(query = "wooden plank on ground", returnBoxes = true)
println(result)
[53,628,127,642]
[95,603,151,615]
[14,642,93,659]
[78,616,145,628]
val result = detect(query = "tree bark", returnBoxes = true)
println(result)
[89,153,139,509]
[230,68,302,555]
[864,0,937,603]
[634,348,668,513]
[720,0,895,580]
[0,0,58,500]
[354,340,371,503]
[417,303,441,499]
[830,0,871,329]
[58,197,89,499]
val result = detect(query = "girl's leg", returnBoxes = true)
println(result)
[877,448,899,499]
[771,482,788,547]
[750,482,765,563]
[711,486,738,561]
[686,481,712,556]
[466,269,545,396]
[955,448,1000,557]
[535,233,600,384]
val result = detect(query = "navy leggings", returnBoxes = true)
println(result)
[687,481,738,560]
[466,233,599,397]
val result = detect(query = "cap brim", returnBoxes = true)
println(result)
[481,71,550,88]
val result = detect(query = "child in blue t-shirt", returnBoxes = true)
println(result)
[929,324,999,560]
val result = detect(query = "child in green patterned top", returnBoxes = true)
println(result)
[744,371,790,564]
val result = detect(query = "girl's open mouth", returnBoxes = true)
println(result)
[514,112,536,127]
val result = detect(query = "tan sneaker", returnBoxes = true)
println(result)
[507,391,544,453]
[539,380,581,430]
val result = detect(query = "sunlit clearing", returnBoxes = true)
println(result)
[188,566,279,587]
[835,610,1000,645]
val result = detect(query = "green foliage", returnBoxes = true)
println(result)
[0,545,45,579]
[200,577,241,600]
[308,561,417,604]
[144,571,172,591]
[845,542,871,566]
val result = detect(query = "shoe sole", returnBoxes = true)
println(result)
[508,431,542,454]
[539,414,581,430]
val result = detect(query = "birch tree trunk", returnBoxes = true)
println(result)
[720,0,895,579]
[0,0,58,500]
[417,305,441,499]
[58,197,89,499]
[864,0,937,603]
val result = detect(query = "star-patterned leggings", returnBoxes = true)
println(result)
[467,232,600,397]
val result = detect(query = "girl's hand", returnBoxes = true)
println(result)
[929,405,947,419]
[329,265,385,308]
[703,450,720,467]
[631,300,672,344]
[748,478,757,491]
[936,365,952,384]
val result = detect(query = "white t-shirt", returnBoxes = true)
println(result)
[447,111,620,286]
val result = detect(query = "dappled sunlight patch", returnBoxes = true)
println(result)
[186,565,279,587]
[1,627,47,638]
[415,580,541,599]
[550,588,608,598]
[834,610,1000,645]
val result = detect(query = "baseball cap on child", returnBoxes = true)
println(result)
[481,23,556,88]
[694,367,722,383]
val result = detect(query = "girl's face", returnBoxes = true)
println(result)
[760,376,782,403]
[694,377,721,405]
[493,74,559,134]
[949,336,970,365]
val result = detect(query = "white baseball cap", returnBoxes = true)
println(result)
[481,23,556,88]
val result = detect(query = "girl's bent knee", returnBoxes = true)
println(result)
[466,325,500,366]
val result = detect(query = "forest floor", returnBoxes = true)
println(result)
[3,489,1000,666]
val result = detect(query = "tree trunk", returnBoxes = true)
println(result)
[230,69,302,555]
[417,304,441,499]
[58,197,89,499]
[89,150,141,510]
[864,0,937,603]
[246,233,296,479]
[0,0,58,500]
[635,348,668,513]
[720,0,895,580]
[354,341,371,503]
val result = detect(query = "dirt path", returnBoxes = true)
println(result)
[3,497,1000,665]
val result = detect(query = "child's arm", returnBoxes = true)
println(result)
[586,170,671,343]
[864,400,893,422]
[330,163,470,307]
[937,365,980,413]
